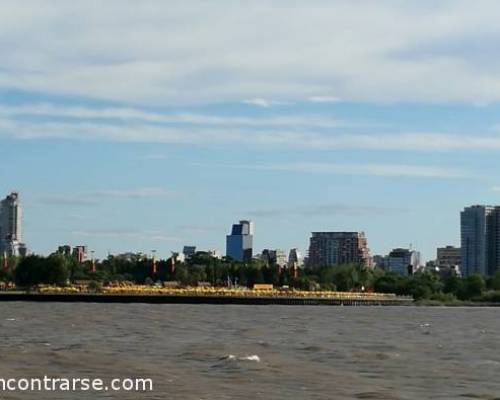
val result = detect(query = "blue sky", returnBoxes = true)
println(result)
[2,1,500,260]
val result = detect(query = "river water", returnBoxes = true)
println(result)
[0,303,499,399]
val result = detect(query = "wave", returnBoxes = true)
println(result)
[219,354,260,362]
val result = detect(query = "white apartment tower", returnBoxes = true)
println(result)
[0,192,25,256]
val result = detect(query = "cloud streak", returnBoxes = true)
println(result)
[235,162,468,178]
[39,187,176,206]
[242,98,287,108]
[307,96,341,103]
[0,103,342,128]
[72,229,179,242]
[3,115,500,153]
[248,204,407,218]
[91,188,176,199]
[39,196,99,207]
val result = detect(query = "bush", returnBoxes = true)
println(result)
[87,280,103,293]
[479,290,500,303]
[429,292,458,303]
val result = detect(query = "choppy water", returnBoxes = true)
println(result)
[0,304,499,399]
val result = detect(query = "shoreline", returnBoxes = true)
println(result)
[1,293,499,306]
[0,292,413,306]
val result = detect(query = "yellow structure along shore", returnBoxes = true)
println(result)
[32,283,407,301]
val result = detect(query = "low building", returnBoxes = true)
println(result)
[387,248,421,276]
[57,245,72,257]
[373,255,389,269]
[72,246,88,263]
[191,249,222,260]
[207,249,222,259]
[261,249,287,268]
[287,248,303,269]
[182,246,196,258]
[171,252,185,263]
[437,246,461,270]
[57,244,90,263]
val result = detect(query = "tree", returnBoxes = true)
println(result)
[174,264,190,285]
[458,274,486,300]
[15,255,69,287]
[374,273,400,294]
[407,272,442,300]
[488,271,500,291]
[443,275,462,296]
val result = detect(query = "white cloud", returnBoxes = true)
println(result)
[0,103,342,128]
[242,98,286,107]
[2,1,500,104]
[307,96,341,103]
[235,162,467,178]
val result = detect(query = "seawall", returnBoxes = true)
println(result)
[0,292,413,306]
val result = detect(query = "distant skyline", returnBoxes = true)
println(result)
[2,1,500,260]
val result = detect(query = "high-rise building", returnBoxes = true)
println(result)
[0,192,26,257]
[387,248,421,276]
[226,220,253,262]
[307,232,372,267]
[488,208,500,275]
[460,205,500,276]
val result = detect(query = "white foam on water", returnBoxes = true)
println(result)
[219,354,260,362]
[239,355,260,362]
[220,354,237,361]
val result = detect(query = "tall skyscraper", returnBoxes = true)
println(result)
[0,192,25,257]
[226,220,253,262]
[307,232,372,268]
[460,205,500,276]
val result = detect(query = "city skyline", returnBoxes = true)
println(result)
[3,2,500,259]
[5,188,499,277]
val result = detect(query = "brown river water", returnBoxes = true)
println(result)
[0,303,499,399]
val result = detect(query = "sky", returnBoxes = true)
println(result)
[2,0,500,260]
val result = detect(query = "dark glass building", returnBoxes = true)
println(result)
[226,220,253,262]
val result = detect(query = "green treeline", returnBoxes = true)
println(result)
[2,253,500,302]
